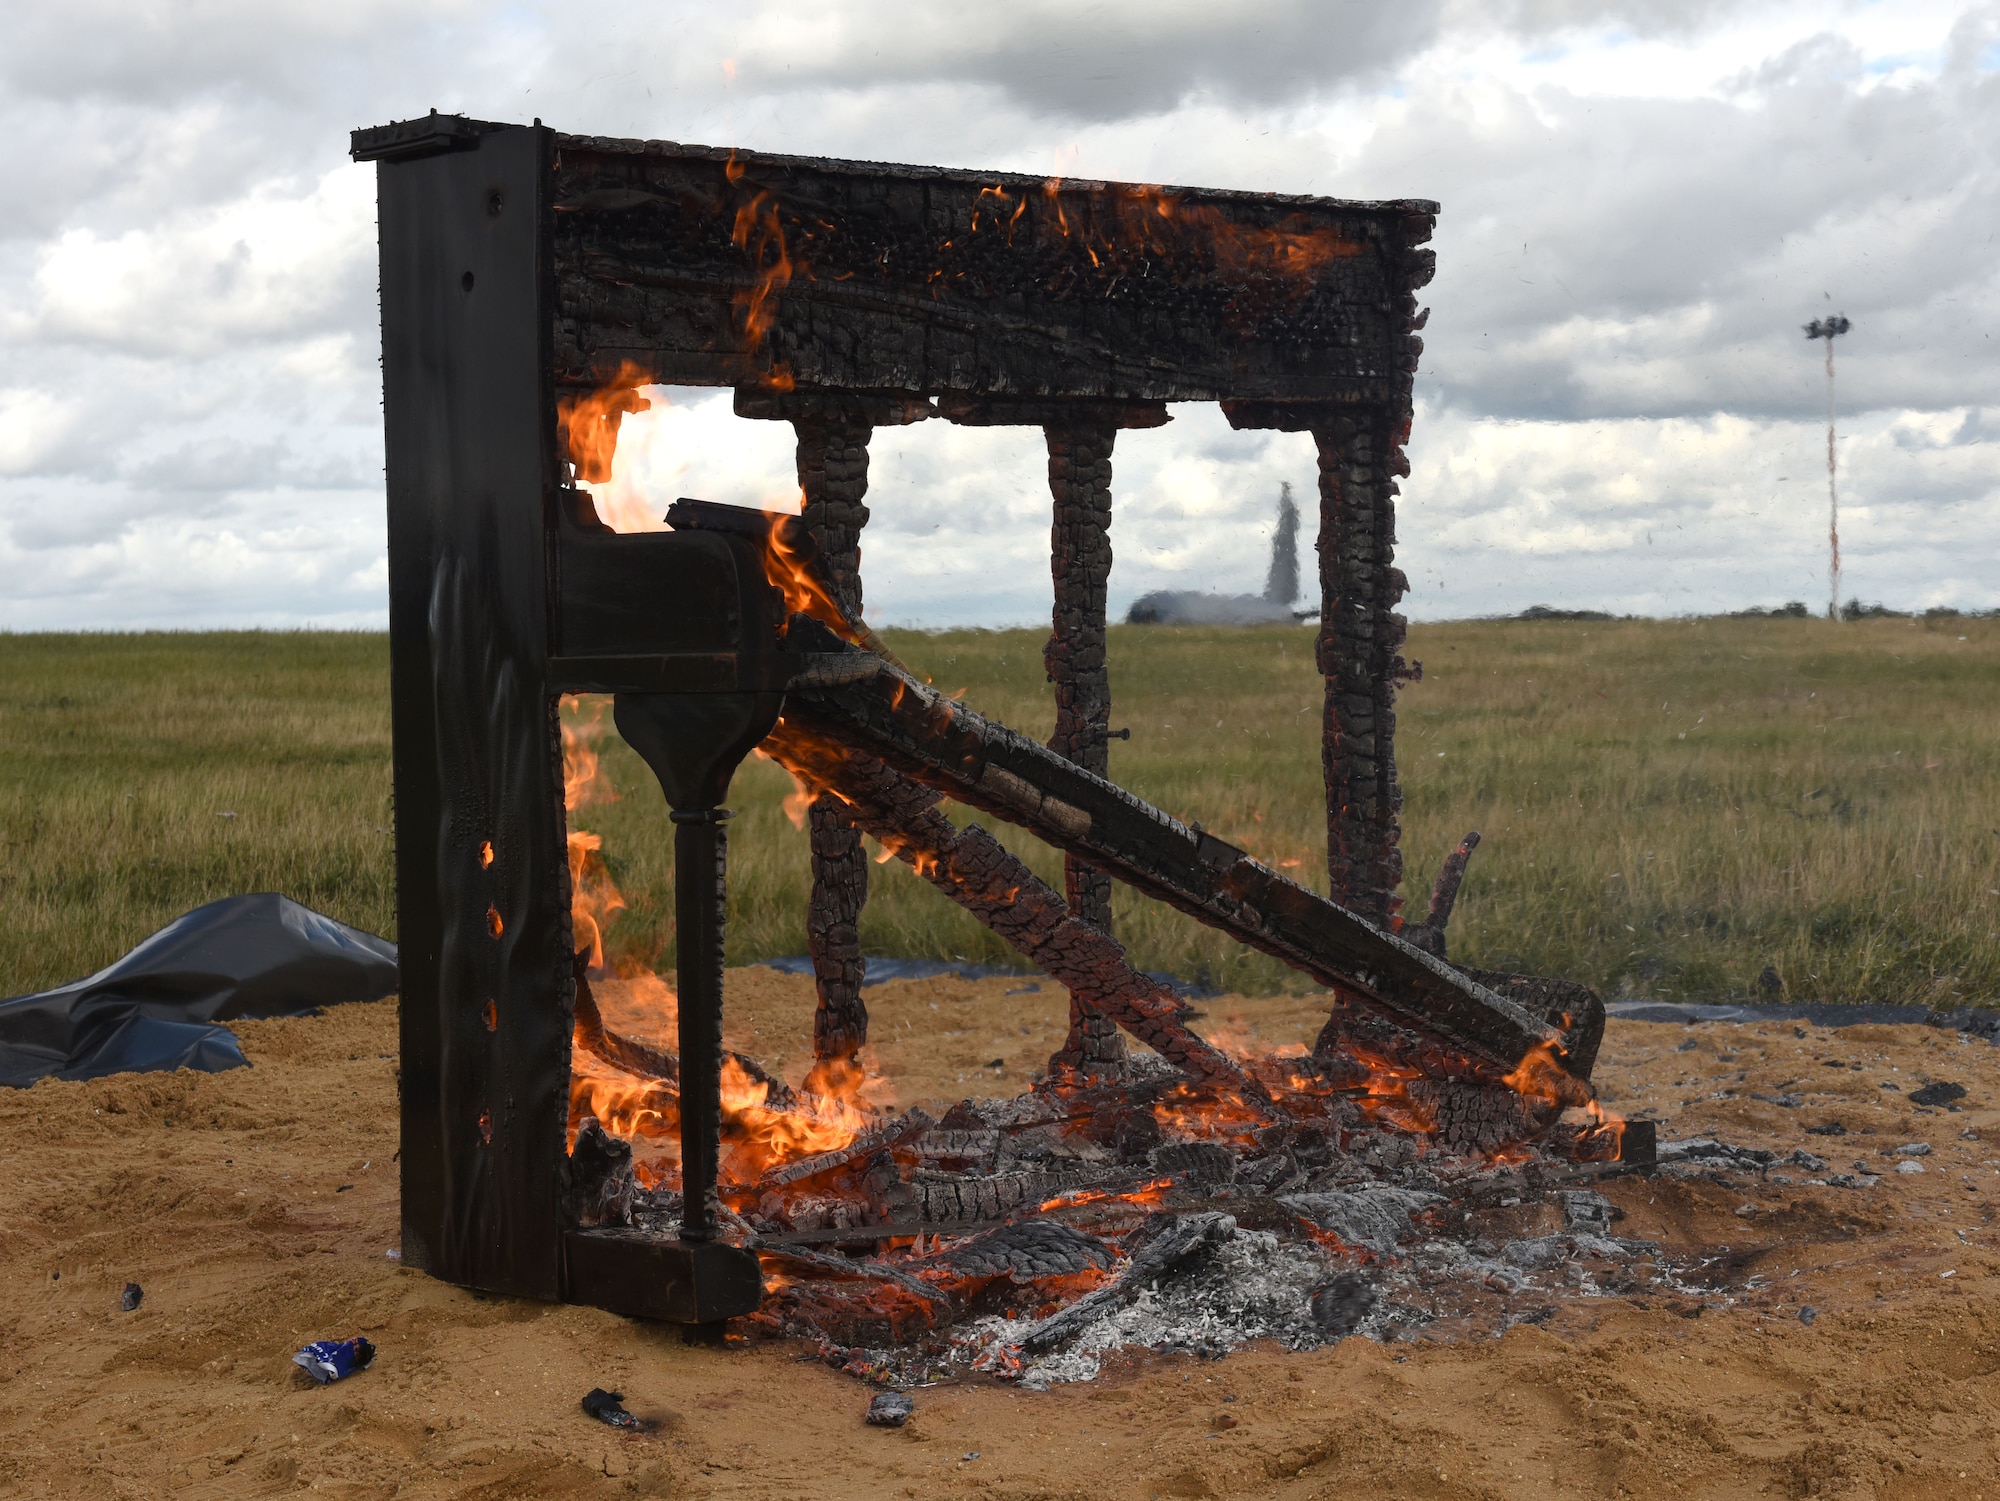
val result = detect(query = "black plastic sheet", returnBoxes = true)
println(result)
[0,894,398,1088]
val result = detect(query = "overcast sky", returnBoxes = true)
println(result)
[2,0,1994,630]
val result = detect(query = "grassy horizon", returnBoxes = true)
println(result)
[3,617,1997,1008]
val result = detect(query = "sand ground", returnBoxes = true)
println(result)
[3,970,1998,1500]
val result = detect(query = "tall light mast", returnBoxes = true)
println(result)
[1804,313,1852,620]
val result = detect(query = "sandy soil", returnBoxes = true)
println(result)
[3,970,1998,1500]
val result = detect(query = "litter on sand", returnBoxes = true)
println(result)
[292,1337,376,1384]
[581,1388,643,1430]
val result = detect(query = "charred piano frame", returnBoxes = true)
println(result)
[355,113,1560,1326]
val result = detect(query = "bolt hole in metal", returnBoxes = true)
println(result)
[461,270,475,292]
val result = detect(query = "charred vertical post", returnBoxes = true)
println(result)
[1043,419,1124,1075]
[612,688,784,1251]
[672,810,728,1241]
[741,387,930,1062]
[793,415,875,1060]
[1311,411,1415,925]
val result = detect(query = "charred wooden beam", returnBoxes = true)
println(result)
[944,400,1167,1077]
[549,136,1438,404]
[1311,411,1414,924]
[776,625,1565,1075]
[761,718,1276,1107]
[572,957,799,1109]
[1044,418,1124,1075]
[571,955,680,1083]
[735,389,931,1062]
[797,414,873,1061]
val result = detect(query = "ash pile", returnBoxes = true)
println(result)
[570,967,1675,1390]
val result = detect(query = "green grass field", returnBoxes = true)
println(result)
[3,617,1997,1008]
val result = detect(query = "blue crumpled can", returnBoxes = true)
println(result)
[293,1336,376,1384]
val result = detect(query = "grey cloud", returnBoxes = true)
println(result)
[7,485,231,551]
[711,0,1448,121]
[0,0,477,107]
[121,438,372,494]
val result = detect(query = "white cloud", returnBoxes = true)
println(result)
[0,389,85,476]
[26,164,374,355]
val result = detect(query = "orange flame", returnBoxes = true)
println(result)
[727,154,802,365]
[1500,1041,1573,1104]
[558,361,653,487]
[721,1054,888,1184]
[558,364,679,535]
[562,695,619,811]
[561,695,628,971]
[567,1044,892,1194]
[566,830,624,972]
[750,746,816,829]
[761,511,855,638]
[570,1046,680,1168]
[1503,1040,1624,1153]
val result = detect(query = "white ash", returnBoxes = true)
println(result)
[970,1228,1350,1388]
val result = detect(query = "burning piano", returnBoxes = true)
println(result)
[351,114,1655,1374]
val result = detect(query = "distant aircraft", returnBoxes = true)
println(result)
[1126,482,1316,626]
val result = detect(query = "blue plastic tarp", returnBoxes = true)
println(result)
[0,894,398,1088]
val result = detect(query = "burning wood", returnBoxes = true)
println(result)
[760,717,1276,1104]
[773,618,1575,1078]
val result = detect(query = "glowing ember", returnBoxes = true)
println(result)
[1039,1178,1173,1214]
[1150,1082,1270,1146]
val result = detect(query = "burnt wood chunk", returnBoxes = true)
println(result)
[1408,831,1480,959]
[1312,413,1413,925]
[1044,420,1125,1076]
[1462,969,1607,1080]
[908,1220,1113,1282]
[793,415,875,1059]
[568,1116,638,1228]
